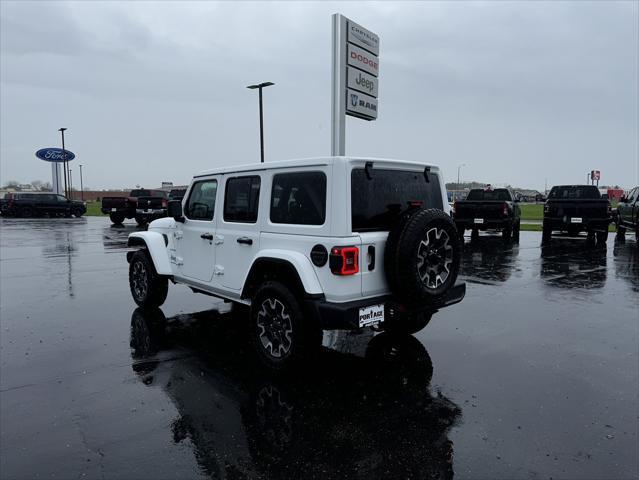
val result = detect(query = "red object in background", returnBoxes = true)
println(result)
[607,189,624,201]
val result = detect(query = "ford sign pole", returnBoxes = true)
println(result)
[247,82,274,163]
[59,128,68,197]
[79,164,83,201]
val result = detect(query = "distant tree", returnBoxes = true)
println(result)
[31,180,43,190]
[3,180,19,188]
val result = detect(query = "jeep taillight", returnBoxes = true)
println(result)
[329,246,359,275]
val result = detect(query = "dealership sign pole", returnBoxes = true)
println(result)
[331,14,379,156]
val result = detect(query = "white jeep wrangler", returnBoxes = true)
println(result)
[127,157,465,368]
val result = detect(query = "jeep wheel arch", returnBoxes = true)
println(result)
[242,256,322,301]
[127,232,173,275]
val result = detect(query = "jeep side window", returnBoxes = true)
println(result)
[270,172,326,225]
[224,176,260,223]
[185,180,218,221]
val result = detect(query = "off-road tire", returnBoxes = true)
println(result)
[110,212,125,225]
[385,208,461,303]
[250,281,320,370]
[129,250,169,308]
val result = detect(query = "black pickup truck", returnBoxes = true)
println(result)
[453,187,521,240]
[542,185,610,245]
[134,187,187,226]
[615,186,638,241]
[102,189,167,225]
[0,192,86,217]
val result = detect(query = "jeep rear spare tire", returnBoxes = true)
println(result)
[384,208,461,303]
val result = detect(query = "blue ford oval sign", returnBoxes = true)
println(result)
[35,148,75,162]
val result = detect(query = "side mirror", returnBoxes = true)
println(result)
[167,200,184,221]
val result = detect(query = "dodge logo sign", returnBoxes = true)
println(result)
[347,44,379,77]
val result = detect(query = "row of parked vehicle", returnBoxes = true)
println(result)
[101,187,187,226]
[452,184,639,246]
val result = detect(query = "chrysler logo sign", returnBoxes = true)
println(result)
[347,19,379,56]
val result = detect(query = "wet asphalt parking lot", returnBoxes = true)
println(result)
[0,217,637,480]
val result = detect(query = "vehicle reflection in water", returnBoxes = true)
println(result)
[613,238,639,293]
[460,237,519,284]
[130,307,462,479]
[102,223,144,251]
[540,241,607,289]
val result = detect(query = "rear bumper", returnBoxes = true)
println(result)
[543,217,609,232]
[455,218,513,230]
[135,208,165,215]
[306,283,466,330]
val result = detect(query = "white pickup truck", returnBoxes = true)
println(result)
[127,156,465,368]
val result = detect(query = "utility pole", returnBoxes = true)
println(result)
[79,164,84,201]
[59,128,68,197]
[246,82,274,163]
[68,168,73,200]
[457,163,466,189]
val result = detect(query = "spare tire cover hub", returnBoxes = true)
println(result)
[417,227,453,289]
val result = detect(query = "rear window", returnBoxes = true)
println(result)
[351,168,443,232]
[270,172,326,225]
[548,186,601,200]
[466,188,512,201]
[224,176,261,223]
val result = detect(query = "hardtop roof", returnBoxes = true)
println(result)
[194,156,441,178]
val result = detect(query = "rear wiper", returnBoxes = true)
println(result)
[423,166,430,183]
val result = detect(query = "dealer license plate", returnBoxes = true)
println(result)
[111,208,117,212]
[359,304,384,327]
[474,218,484,224]
[145,209,151,213]
[570,217,582,223]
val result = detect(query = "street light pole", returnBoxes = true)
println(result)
[457,163,466,188]
[79,164,84,201]
[59,128,68,197]
[68,168,73,200]
[247,82,274,163]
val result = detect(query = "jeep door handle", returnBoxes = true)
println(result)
[200,233,214,240]
[236,237,253,245]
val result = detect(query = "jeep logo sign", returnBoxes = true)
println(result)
[347,66,378,98]
[35,148,76,163]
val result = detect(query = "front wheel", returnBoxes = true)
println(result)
[72,207,84,218]
[128,250,168,308]
[251,281,320,370]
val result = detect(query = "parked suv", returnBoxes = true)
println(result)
[126,157,465,369]
[615,186,638,242]
[0,192,86,218]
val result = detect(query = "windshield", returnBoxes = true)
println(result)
[351,168,443,232]
[466,189,512,201]
[548,186,601,200]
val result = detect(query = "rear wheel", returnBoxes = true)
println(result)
[20,206,34,218]
[110,212,125,225]
[128,250,168,308]
[251,281,320,370]
[135,215,148,227]
[542,225,552,244]
[596,230,608,247]
[512,220,521,242]
[502,224,512,240]
[72,207,83,218]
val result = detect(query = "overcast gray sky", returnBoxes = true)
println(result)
[1,1,637,190]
